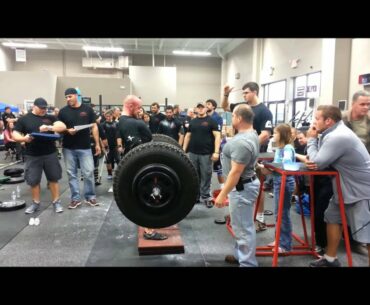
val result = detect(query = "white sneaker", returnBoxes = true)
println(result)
[34,218,40,226]
[29,218,35,226]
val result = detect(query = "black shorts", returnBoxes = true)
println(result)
[213,158,223,175]
[25,152,62,186]
[106,148,120,165]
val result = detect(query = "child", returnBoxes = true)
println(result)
[260,123,296,253]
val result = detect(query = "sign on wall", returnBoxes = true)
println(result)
[15,49,26,62]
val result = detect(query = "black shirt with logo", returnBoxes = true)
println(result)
[58,104,96,150]
[117,115,152,154]
[157,118,183,141]
[14,113,57,156]
[149,112,166,134]
[2,112,16,128]
[188,116,218,155]
[102,120,118,148]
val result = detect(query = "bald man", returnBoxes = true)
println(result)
[116,95,168,241]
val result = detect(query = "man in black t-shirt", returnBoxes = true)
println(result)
[117,95,167,241]
[157,105,184,145]
[13,98,66,214]
[58,88,101,209]
[222,82,273,231]
[183,102,221,207]
[148,102,166,134]
[2,106,17,129]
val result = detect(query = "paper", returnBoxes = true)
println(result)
[74,124,93,131]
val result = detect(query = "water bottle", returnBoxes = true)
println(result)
[11,191,16,205]
[16,185,21,198]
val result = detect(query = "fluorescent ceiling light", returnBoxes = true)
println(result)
[172,50,211,56]
[2,42,47,49]
[82,46,124,52]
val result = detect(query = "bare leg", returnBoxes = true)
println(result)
[31,184,41,202]
[325,223,342,257]
[48,181,60,202]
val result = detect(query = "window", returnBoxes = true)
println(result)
[261,80,286,127]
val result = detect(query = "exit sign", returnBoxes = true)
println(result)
[359,73,370,85]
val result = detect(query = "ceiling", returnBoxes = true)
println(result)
[0,38,247,58]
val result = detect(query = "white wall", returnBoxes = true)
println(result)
[10,50,221,110]
[0,47,13,71]
[55,76,131,109]
[349,39,370,100]
[221,39,255,104]
[0,71,57,108]
[129,66,176,105]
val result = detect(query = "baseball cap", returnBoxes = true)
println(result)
[64,88,78,96]
[33,97,48,109]
[196,102,205,108]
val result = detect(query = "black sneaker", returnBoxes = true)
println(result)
[309,257,341,267]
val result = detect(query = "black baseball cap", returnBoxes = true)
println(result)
[196,102,205,108]
[33,97,48,109]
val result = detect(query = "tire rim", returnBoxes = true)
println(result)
[132,163,180,209]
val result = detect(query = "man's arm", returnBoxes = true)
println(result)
[12,130,33,143]
[259,130,271,145]
[221,85,233,112]
[92,123,101,156]
[39,120,66,133]
[183,132,191,152]
[212,130,221,161]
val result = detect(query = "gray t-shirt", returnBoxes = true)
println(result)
[221,130,259,180]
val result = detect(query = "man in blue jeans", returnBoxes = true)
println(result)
[58,88,101,208]
[214,104,260,267]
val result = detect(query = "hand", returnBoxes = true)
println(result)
[39,125,50,132]
[214,194,226,208]
[117,146,124,153]
[224,85,234,95]
[95,145,101,156]
[67,128,77,135]
[307,126,318,138]
[24,134,33,143]
[305,160,318,170]
[211,153,219,161]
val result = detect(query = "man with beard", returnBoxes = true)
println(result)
[157,105,184,145]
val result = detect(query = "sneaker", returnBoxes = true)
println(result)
[25,202,40,214]
[267,240,276,247]
[351,241,368,256]
[68,200,82,209]
[95,181,102,186]
[34,218,40,226]
[268,192,274,198]
[53,200,63,213]
[225,255,239,265]
[107,175,113,180]
[29,217,35,225]
[86,198,99,207]
[272,246,289,254]
[205,200,214,209]
[143,232,168,240]
[255,220,267,232]
[309,256,341,267]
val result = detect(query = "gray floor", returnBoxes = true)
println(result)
[0,151,368,267]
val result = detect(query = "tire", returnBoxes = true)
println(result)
[113,141,199,228]
[152,134,182,149]
[0,200,26,211]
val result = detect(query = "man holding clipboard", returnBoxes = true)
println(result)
[58,88,101,209]
[12,98,67,214]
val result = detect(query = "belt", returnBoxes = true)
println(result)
[241,175,257,184]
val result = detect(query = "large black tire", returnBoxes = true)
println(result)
[152,134,182,149]
[113,141,199,228]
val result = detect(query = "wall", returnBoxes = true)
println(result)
[349,39,370,100]
[55,76,131,108]
[0,71,57,108]
[332,39,351,107]
[11,49,221,110]
[221,39,255,104]
[0,46,13,71]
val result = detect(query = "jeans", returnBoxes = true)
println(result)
[188,152,213,200]
[63,148,96,201]
[229,178,260,267]
[273,176,295,251]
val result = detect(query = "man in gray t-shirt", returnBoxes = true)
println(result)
[214,104,260,267]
